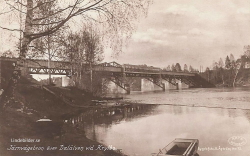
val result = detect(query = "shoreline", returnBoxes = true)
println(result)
[0,83,127,156]
[123,100,250,110]
[0,107,126,156]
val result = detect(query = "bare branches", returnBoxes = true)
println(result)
[71,0,104,16]
[1,0,152,60]
[30,0,114,39]
[0,8,14,15]
[16,0,27,7]
[0,26,24,32]
[33,5,73,21]
[32,19,63,25]
[6,1,27,14]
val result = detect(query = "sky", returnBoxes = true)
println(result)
[103,0,250,69]
[0,0,250,70]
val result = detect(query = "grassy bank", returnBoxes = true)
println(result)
[0,78,124,156]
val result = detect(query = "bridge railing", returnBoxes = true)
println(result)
[123,65,161,73]
[92,65,122,72]
[28,67,70,75]
[26,59,72,69]
[161,71,195,76]
[98,61,122,68]
[1,58,198,76]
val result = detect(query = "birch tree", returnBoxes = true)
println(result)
[1,0,152,62]
[59,28,104,90]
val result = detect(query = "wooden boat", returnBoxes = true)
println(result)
[33,117,63,138]
[152,138,199,156]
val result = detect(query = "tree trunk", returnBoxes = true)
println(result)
[90,63,93,92]
[48,34,52,85]
[220,69,224,85]
[20,0,33,63]
[233,63,241,87]
[1,0,33,109]
[18,0,33,76]
[222,75,224,85]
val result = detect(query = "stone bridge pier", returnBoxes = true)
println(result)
[141,78,189,92]
[103,77,190,94]
[102,78,130,95]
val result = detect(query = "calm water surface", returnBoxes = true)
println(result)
[70,87,250,156]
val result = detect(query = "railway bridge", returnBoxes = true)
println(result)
[0,57,215,93]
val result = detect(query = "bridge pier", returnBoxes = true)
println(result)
[141,78,165,92]
[162,83,166,91]
[161,77,190,90]
[124,84,130,94]
[162,77,177,89]
[177,79,182,90]
[103,77,131,94]
[122,67,130,94]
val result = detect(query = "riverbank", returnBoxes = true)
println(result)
[0,78,125,156]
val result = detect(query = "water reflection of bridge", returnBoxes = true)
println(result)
[0,57,215,93]
[65,104,158,141]
[65,104,250,143]
[67,104,157,126]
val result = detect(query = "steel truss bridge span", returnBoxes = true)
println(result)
[0,58,215,94]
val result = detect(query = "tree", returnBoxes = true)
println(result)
[212,61,218,70]
[230,54,235,62]
[166,65,171,71]
[225,55,237,86]
[244,45,250,57]
[225,56,231,69]
[171,64,176,72]
[232,60,242,87]
[60,28,104,65]
[240,54,250,68]
[230,54,236,69]
[218,58,224,68]
[175,63,182,72]
[218,65,225,85]
[225,55,231,69]
[29,30,66,84]
[27,2,67,84]
[29,30,65,60]
[60,28,104,93]
[189,65,195,72]
[183,64,188,72]
[27,0,67,59]
[205,67,210,82]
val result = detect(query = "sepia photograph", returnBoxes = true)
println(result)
[0,0,250,156]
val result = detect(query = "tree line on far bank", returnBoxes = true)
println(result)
[202,49,250,87]
[163,63,199,73]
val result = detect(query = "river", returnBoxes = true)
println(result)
[67,87,250,156]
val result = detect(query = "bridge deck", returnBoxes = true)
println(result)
[0,57,196,77]
[0,57,214,89]
[161,71,195,76]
